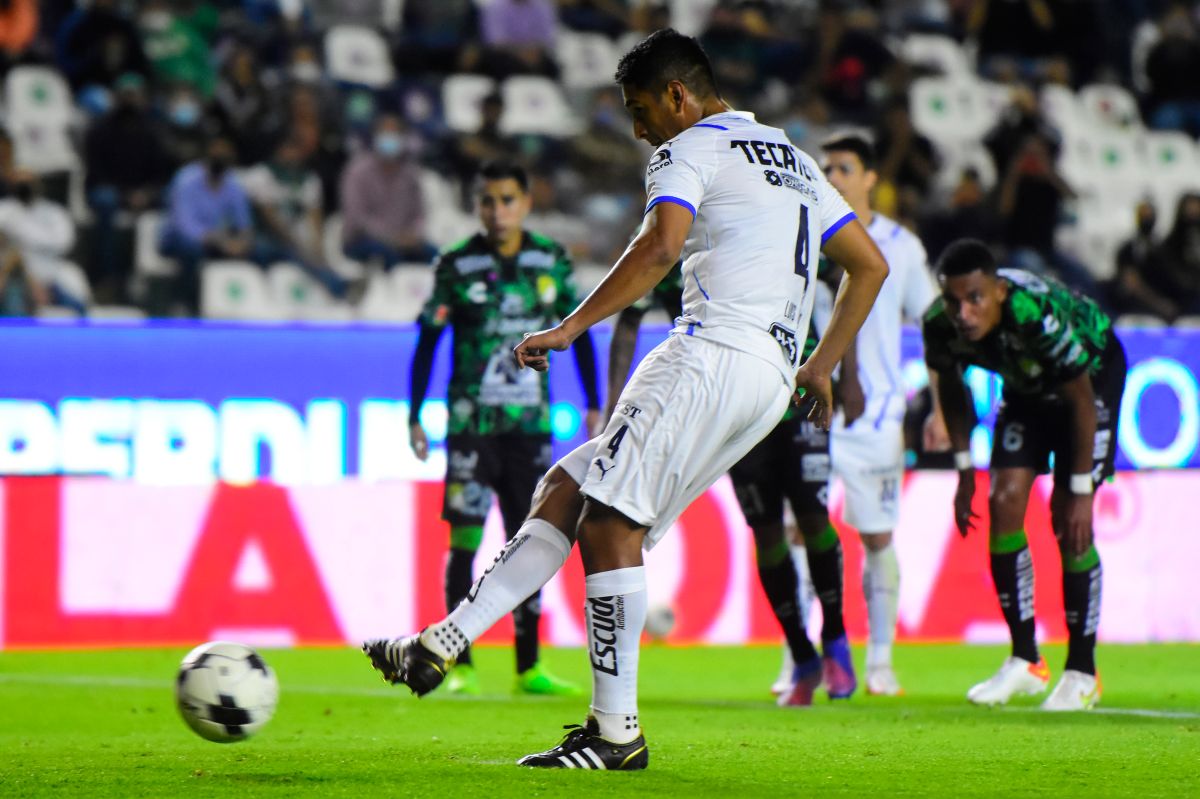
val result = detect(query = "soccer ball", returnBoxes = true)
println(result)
[644,604,676,640]
[175,641,278,743]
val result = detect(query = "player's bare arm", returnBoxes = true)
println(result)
[606,304,647,418]
[1056,371,1099,556]
[933,363,979,536]
[514,201,690,371]
[796,219,888,428]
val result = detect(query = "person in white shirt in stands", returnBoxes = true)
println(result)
[363,29,890,770]
[242,137,353,300]
[820,131,937,697]
[0,170,85,315]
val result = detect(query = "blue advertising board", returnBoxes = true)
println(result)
[0,321,1195,482]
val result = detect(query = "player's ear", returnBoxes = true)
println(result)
[667,80,685,112]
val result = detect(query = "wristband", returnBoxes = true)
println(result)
[954,451,973,471]
[1069,473,1094,495]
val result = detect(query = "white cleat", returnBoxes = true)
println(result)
[1041,670,1101,711]
[771,646,795,696]
[866,666,904,696]
[967,656,1051,706]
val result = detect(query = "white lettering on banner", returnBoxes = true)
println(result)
[60,400,134,477]
[219,400,307,484]
[132,400,217,484]
[358,400,447,482]
[0,400,57,473]
[1119,358,1200,468]
[306,400,346,484]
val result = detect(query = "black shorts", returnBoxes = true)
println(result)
[728,414,830,528]
[991,337,1127,488]
[443,432,553,531]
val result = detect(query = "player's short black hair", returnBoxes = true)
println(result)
[613,28,718,97]
[477,160,529,192]
[821,132,877,171]
[936,239,998,278]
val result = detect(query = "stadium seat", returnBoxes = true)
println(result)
[392,264,435,322]
[135,212,178,278]
[500,77,582,137]
[1039,83,1087,136]
[909,77,994,156]
[900,33,972,77]
[3,66,78,173]
[557,32,620,90]
[266,262,346,321]
[1061,131,1147,201]
[1174,315,1200,328]
[935,142,998,196]
[55,260,93,306]
[200,260,277,321]
[322,214,367,280]
[1116,314,1167,328]
[324,25,395,88]
[357,270,406,323]
[1079,83,1143,130]
[89,305,148,321]
[442,74,497,133]
[420,169,474,249]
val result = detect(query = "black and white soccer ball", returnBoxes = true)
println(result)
[175,641,278,743]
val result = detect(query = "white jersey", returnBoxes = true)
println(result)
[837,212,936,430]
[644,110,856,384]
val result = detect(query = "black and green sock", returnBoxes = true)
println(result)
[756,538,819,664]
[990,529,1039,664]
[446,526,483,666]
[1062,545,1102,675]
[805,524,846,643]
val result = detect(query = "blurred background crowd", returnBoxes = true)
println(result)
[0,0,1198,324]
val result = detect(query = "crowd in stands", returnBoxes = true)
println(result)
[0,0,1197,323]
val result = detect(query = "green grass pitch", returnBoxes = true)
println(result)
[1,643,1197,797]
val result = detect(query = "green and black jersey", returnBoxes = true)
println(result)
[922,268,1116,398]
[419,231,582,436]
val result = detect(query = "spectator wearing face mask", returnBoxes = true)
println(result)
[160,84,214,170]
[138,0,216,97]
[0,170,85,314]
[340,114,437,268]
[159,136,254,314]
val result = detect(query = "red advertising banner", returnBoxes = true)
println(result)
[1,472,1195,649]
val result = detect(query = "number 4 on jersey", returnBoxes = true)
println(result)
[607,424,628,459]
[794,205,810,280]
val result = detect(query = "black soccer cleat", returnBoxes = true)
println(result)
[517,718,649,770]
[361,635,448,697]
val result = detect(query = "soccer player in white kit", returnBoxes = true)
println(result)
[363,30,889,770]
[820,132,937,697]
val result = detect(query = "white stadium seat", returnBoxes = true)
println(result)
[135,212,178,277]
[1039,83,1087,136]
[901,34,972,77]
[3,66,78,173]
[201,260,277,321]
[910,77,995,155]
[358,264,433,323]
[1078,83,1143,130]
[324,25,395,88]
[266,262,353,321]
[557,32,620,90]
[500,77,582,137]
[442,74,497,133]
[89,305,147,321]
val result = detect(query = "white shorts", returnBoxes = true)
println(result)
[831,421,904,533]
[558,334,791,550]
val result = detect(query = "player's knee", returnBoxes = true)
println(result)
[578,499,646,573]
[529,466,583,542]
[988,487,1025,528]
[862,532,893,551]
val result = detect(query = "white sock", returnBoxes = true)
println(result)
[863,544,899,670]
[421,519,571,661]
[789,544,813,627]
[586,566,646,744]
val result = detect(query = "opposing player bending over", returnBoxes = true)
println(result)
[364,29,889,768]
[923,239,1125,711]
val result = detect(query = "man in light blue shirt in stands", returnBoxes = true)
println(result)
[159,135,253,315]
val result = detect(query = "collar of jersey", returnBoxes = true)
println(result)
[696,109,756,127]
